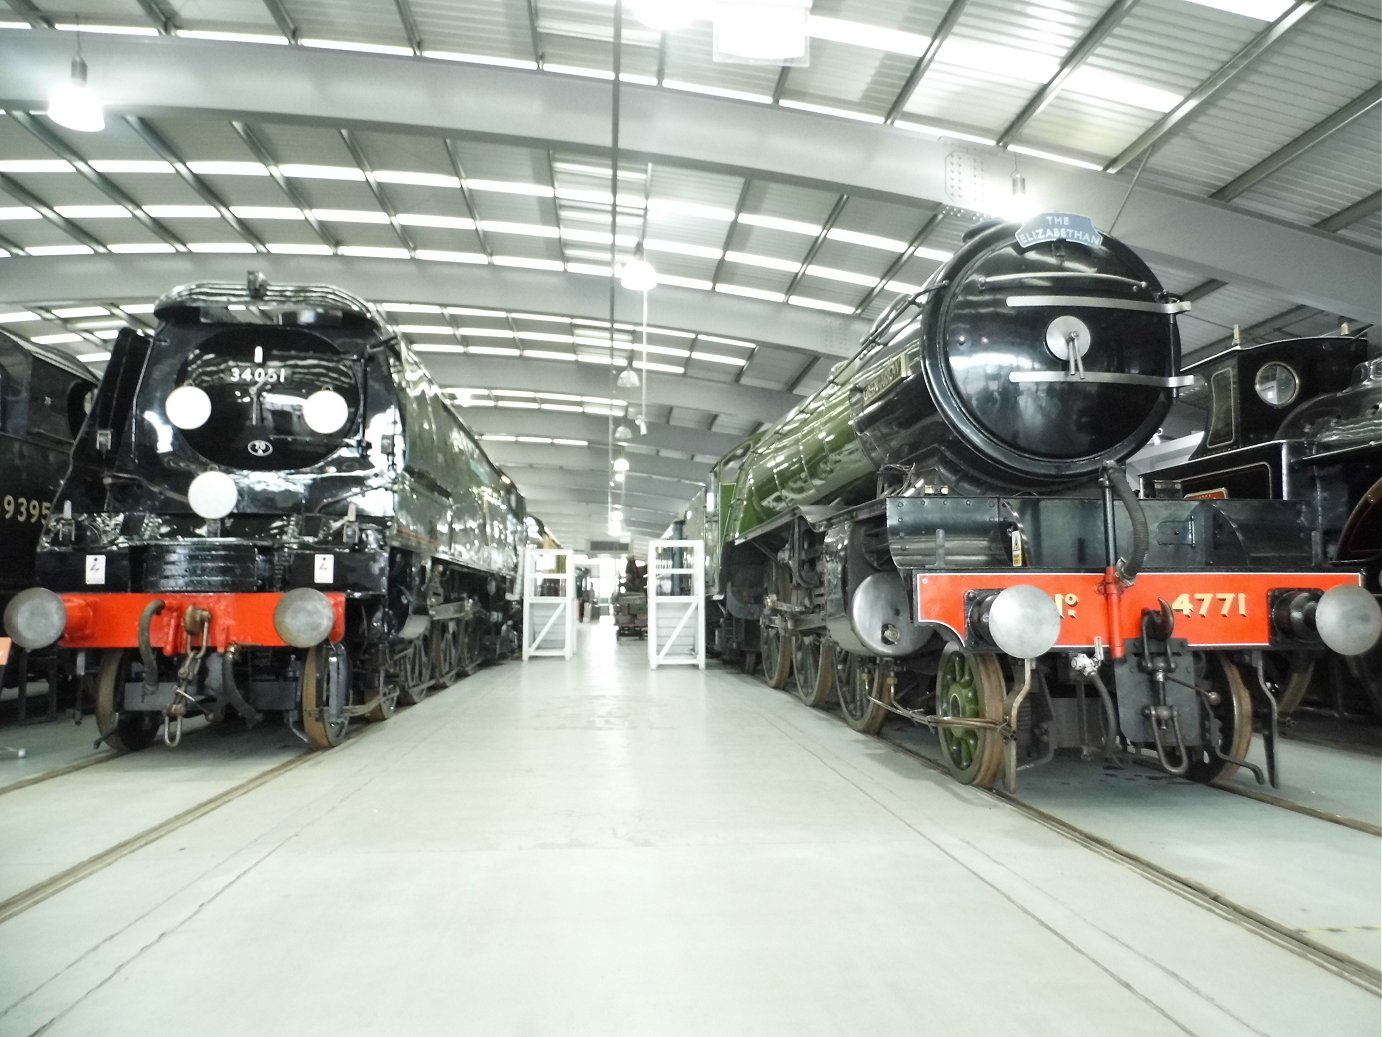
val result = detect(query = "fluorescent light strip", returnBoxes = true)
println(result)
[778,99,884,124]
[27,245,95,256]
[0,311,38,323]
[0,160,74,173]
[187,242,256,253]
[375,170,461,188]
[0,207,39,221]
[543,64,615,81]
[32,333,83,344]
[423,50,539,70]
[177,30,289,45]
[339,246,410,259]
[311,209,390,224]
[79,352,112,362]
[894,121,997,147]
[278,164,366,182]
[737,213,820,236]
[1181,0,1292,20]
[715,284,786,303]
[301,39,415,56]
[725,251,801,273]
[397,213,475,229]
[645,239,723,260]
[789,296,856,314]
[805,265,879,287]
[51,306,108,318]
[144,204,219,218]
[827,228,908,251]
[89,160,174,174]
[230,206,304,220]
[55,22,157,36]
[187,161,269,176]
[266,243,333,255]
[417,250,487,263]
[663,80,773,105]
[807,15,929,56]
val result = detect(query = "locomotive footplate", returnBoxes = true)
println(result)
[911,570,1365,652]
[54,591,347,653]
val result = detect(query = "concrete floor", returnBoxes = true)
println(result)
[1,622,1379,1036]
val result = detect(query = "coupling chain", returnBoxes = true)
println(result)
[164,608,211,748]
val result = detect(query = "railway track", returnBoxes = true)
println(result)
[878,731,1382,996]
[0,725,371,927]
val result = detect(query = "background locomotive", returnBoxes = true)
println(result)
[687,213,1381,791]
[0,330,97,711]
[4,278,526,751]
[1144,333,1382,715]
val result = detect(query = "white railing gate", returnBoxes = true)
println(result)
[647,539,705,670]
[522,548,576,660]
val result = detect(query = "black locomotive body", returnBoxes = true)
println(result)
[691,215,1381,790]
[1144,335,1382,713]
[4,280,525,750]
[0,330,97,694]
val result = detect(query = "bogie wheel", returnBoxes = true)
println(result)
[95,649,161,753]
[761,623,793,689]
[300,644,350,750]
[837,652,890,734]
[457,615,484,677]
[935,646,1006,787]
[431,621,459,689]
[397,631,431,706]
[792,634,835,708]
[1273,658,1316,715]
[1185,655,1254,784]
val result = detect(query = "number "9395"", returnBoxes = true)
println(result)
[3,496,51,523]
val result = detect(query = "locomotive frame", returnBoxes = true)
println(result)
[687,215,1380,791]
[5,278,526,751]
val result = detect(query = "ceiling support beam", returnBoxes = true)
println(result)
[883,0,971,124]
[465,410,741,458]
[230,122,338,250]
[1315,190,1379,233]
[996,0,1140,147]
[392,0,423,55]
[1106,1,1326,174]
[1211,84,1381,202]
[123,116,266,251]
[0,254,862,358]
[0,173,107,252]
[258,0,299,44]
[9,112,187,250]
[483,442,709,483]
[429,354,798,424]
[0,33,1375,322]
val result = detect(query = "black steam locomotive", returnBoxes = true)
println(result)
[689,214,1381,790]
[4,278,526,751]
[0,330,97,702]
[1144,333,1382,714]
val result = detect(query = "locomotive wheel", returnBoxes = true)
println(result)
[300,645,348,750]
[1273,659,1317,714]
[456,615,484,677]
[1185,656,1254,784]
[761,623,792,689]
[431,620,460,689]
[935,647,1006,788]
[95,649,161,753]
[397,631,431,706]
[837,653,889,734]
[792,634,835,708]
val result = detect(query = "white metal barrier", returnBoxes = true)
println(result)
[647,539,705,669]
[522,548,576,660]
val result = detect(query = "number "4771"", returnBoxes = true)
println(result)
[1170,592,1248,618]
